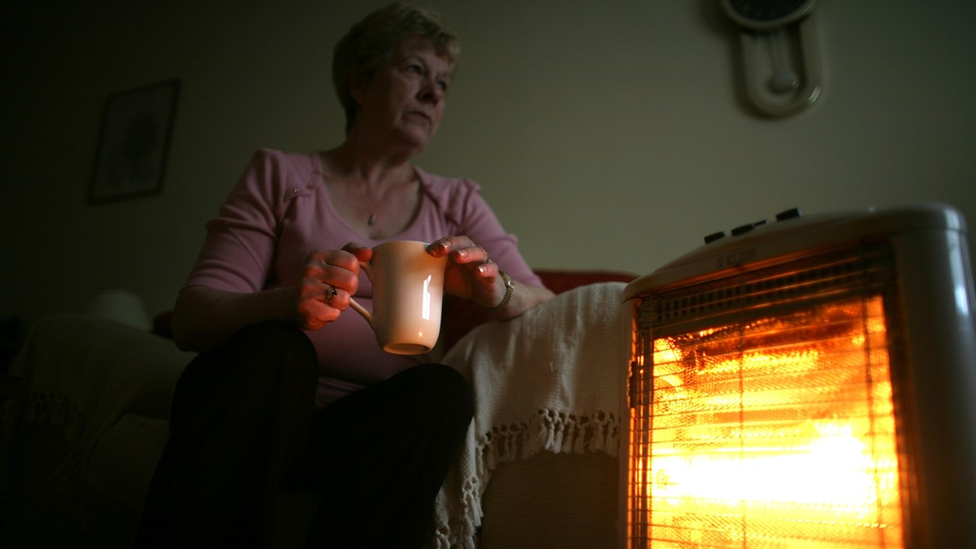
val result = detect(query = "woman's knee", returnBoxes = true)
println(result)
[403,364,474,424]
[179,321,317,404]
[171,322,318,432]
[234,321,315,356]
[230,321,317,379]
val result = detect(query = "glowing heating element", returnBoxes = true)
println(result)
[628,295,904,549]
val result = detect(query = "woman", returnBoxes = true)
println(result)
[135,3,553,548]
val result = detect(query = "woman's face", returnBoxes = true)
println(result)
[352,36,451,152]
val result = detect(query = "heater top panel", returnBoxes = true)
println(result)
[625,203,967,301]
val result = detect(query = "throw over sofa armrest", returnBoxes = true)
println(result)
[1,313,197,546]
[440,269,636,352]
[6,313,196,445]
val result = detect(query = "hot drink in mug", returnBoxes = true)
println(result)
[347,241,448,355]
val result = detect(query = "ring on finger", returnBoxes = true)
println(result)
[483,251,491,265]
[325,285,338,304]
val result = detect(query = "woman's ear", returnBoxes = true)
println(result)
[349,71,366,106]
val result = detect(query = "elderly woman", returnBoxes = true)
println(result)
[135,3,553,548]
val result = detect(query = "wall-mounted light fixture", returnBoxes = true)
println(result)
[722,0,822,117]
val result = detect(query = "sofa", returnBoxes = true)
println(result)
[1,269,634,549]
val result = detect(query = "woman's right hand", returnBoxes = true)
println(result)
[293,242,372,330]
[173,243,373,352]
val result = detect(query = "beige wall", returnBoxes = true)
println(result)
[3,0,975,328]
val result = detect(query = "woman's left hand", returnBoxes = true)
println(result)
[427,236,503,308]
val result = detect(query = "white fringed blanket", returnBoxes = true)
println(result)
[433,282,630,549]
[0,314,194,500]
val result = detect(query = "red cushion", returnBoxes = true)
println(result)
[534,269,637,294]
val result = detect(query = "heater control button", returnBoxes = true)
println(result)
[704,231,726,244]
[731,223,754,236]
[776,207,802,221]
[731,222,762,236]
[732,219,769,236]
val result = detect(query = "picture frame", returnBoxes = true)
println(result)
[89,79,180,204]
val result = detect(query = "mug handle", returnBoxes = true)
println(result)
[347,261,373,327]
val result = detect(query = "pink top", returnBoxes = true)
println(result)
[184,149,543,407]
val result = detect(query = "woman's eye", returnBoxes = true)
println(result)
[407,64,423,75]
[437,81,449,92]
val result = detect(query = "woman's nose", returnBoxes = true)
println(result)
[419,79,444,103]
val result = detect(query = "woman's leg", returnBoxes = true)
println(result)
[290,363,473,549]
[135,321,318,549]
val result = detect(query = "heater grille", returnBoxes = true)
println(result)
[643,245,895,334]
[628,244,908,549]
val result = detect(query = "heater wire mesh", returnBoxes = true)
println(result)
[628,243,909,549]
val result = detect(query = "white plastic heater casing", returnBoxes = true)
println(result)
[620,203,976,549]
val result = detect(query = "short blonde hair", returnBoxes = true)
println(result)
[333,2,460,134]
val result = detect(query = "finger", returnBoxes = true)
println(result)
[323,284,339,304]
[341,241,373,262]
[475,258,499,277]
[427,237,455,257]
[457,245,490,266]
[302,267,357,296]
[430,236,489,264]
[323,284,353,309]
[428,235,478,254]
[296,298,340,331]
[306,248,361,270]
[303,249,360,290]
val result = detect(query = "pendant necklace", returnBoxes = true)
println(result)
[364,180,399,227]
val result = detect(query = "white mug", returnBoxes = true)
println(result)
[348,241,448,355]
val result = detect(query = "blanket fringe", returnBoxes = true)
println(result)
[437,408,619,549]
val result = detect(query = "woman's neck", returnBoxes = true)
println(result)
[326,129,422,184]
[319,143,423,239]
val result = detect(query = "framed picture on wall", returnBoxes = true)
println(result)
[89,79,180,204]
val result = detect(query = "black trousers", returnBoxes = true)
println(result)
[134,321,473,549]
